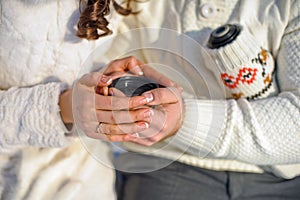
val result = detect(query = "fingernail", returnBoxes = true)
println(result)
[178,87,184,92]
[130,133,140,138]
[108,88,114,96]
[143,92,154,103]
[144,109,154,118]
[99,75,112,85]
[138,122,149,129]
[132,65,144,76]
[137,122,149,131]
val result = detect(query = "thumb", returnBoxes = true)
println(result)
[80,72,113,87]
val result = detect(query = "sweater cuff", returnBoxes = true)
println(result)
[172,99,227,158]
[206,25,278,100]
[0,82,72,149]
[207,26,260,70]
[29,82,73,147]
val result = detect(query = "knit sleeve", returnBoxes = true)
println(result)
[172,5,300,165]
[0,82,72,151]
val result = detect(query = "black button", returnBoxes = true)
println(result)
[207,24,241,49]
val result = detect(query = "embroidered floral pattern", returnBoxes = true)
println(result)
[220,48,275,100]
[221,67,258,89]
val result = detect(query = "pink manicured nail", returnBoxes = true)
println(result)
[132,65,144,76]
[144,109,154,118]
[130,133,141,138]
[138,122,149,129]
[143,92,154,103]
[99,75,112,85]
[108,88,114,96]
[136,122,149,131]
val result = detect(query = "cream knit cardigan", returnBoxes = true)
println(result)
[0,0,118,199]
[114,0,300,179]
[0,0,300,199]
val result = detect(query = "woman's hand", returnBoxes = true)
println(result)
[59,56,149,139]
[72,72,153,141]
[96,85,183,146]
[103,56,182,90]
[121,87,183,146]
[98,56,183,145]
[59,73,115,126]
[60,55,183,144]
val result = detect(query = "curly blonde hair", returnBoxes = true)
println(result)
[77,0,136,40]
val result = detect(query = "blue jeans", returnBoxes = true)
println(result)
[116,154,300,200]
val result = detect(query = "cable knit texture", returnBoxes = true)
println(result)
[0,0,120,199]
[0,83,70,150]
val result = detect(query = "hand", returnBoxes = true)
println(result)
[72,72,153,141]
[59,56,150,140]
[103,56,182,90]
[66,55,183,144]
[99,87,183,146]
[97,56,183,145]
[123,87,184,146]
[59,72,115,125]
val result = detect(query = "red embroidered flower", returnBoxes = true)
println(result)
[238,67,258,84]
[221,73,238,89]
[221,67,258,89]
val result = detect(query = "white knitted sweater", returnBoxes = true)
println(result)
[114,0,300,179]
[0,0,118,199]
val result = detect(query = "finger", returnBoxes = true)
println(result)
[123,124,168,146]
[104,56,144,76]
[122,135,154,146]
[82,122,134,142]
[108,87,126,97]
[95,86,109,96]
[124,103,182,145]
[105,134,131,142]
[113,108,163,144]
[96,107,154,124]
[95,87,121,96]
[95,94,153,110]
[79,121,108,140]
[134,108,166,137]
[142,87,181,106]
[80,72,113,87]
[87,131,128,142]
[122,126,166,146]
[141,65,179,88]
[100,121,149,135]
[105,71,129,82]
[125,130,168,146]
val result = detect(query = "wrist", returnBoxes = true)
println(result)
[59,89,74,124]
